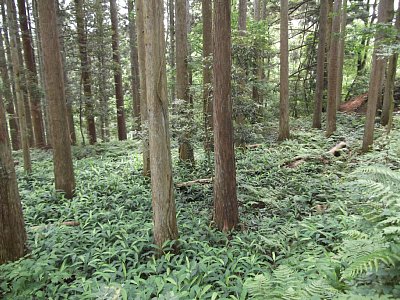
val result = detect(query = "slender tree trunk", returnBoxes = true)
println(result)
[381,0,399,127]
[0,27,20,150]
[6,0,31,173]
[336,0,347,110]
[202,0,213,152]
[128,0,141,131]
[312,0,328,129]
[7,0,34,148]
[168,0,176,103]
[32,0,51,147]
[362,0,390,151]
[326,0,342,137]
[38,0,76,198]
[213,0,239,232]
[238,0,247,34]
[0,92,26,265]
[142,0,179,249]
[17,0,45,148]
[176,0,194,163]
[136,0,150,176]
[57,0,76,145]
[278,0,290,141]
[75,0,97,145]
[254,0,260,20]
[110,0,127,140]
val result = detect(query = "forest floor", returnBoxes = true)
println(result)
[1,113,400,300]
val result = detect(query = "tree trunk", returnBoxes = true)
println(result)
[213,0,239,232]
[110,0,127,140]
[135,0,150,176]
[7,0,34,148]
[142,0,179,249]
[278,0,290,141]
[38,0,76,198]
[336,0,347,110]
[362,0,391,151]
[75,0,97,145]
[312,0,328,129]
[0,27,20,150]
[17,0,46,148]
[0,92,26,265]
[128,0,141,131]
[56,0,76,145]
[326,0,342,137]
[6,0,31,173]
[176,0,194,163]
[168,0,176,103]
[238,0,247,34]
[381,0,400,128]
[202,0,213,151]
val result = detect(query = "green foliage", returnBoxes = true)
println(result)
[1,115,400,299]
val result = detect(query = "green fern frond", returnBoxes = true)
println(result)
[355,166,400,185]
[342,249,400,280]
[304,279,339,299]
[244,273,272,300]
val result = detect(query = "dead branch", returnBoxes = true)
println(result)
[176,178,213,188]
[30,221,80,231]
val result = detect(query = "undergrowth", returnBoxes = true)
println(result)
[1,114,400,299]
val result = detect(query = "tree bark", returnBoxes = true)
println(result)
[202,0,213,151]
[326,0,342,137]
[110,0,127,140]
[7,0,34,148]
[312,0,328,129]
[75,0,97,145]
[278,0,290,141]
[17,0,46,148]
[57,0,76,145]
[168,0,176,103]
[213,0,239,232]
[0,27,20,150]
[142,0,179,249]
[6,0,31,173]
[336,0,347,110]
[362,0,391,151]
[128,0,141,131]
[238,0,247,34]
[0,92,26,265]
[136,0,150,176]
[381,1,400,128]
[176,0,194,163]
[38,0,76,198]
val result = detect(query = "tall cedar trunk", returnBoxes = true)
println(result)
[0,27,20,150]
[213,0,239,232]
[176,0,194,163]
[0,92,26,265]
[252,0,262,107]
[17,0,45,148]
[336,0,347,109]
[128,0,141,131]
[135,0,150,176]
[142,0,179,249]
[312,0,328,128]
[202,0,213,151]
[278,0,290,141]
[95,0,109,141]
[238,0,247,33]
[110,0,127,140]
[6,0,31,173]
[381,0,400,127]
[326,0,342,137]
[32,0,52,147]
[75,0,97,145]
[168,0,176,103]
[362,0,390,151]
[7,0,34,148]
[38,0,75,198]
[254,0,260,20]
[57,0,76,145]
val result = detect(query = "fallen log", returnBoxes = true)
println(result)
[176,178,213,188]
[30,221,80,231]
[327,141,347,156]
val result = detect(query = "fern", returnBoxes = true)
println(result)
[342,249,400,279]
